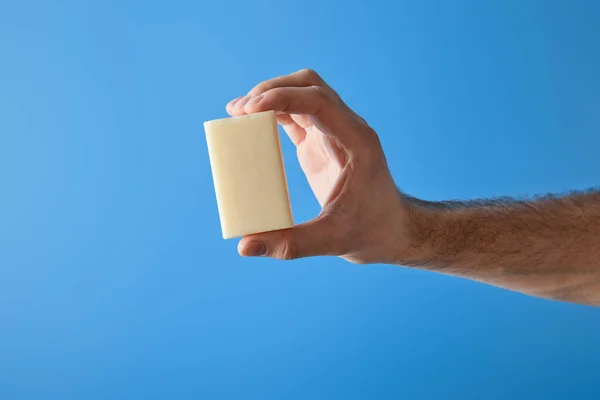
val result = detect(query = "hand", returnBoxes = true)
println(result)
[226,69,410,264]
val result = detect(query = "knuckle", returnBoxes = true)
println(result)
[305,85,331,115]
[250,82,269,96]
[279,239,298,261]
[299,68,321,83]
[310,85,329,100]
[364,126,382,146]
[267,87,284,98]
[263,87,283,103]
[266,88,291,112]
[357,126,382,150]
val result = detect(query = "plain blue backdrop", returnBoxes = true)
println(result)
[1,0,600,398]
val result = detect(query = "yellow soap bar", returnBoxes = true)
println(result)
[204,110,294,239]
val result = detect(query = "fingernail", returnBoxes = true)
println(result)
[244,241,266,257]
[227,95,244,109]
[234,95,251,110]
[244,94,264,108]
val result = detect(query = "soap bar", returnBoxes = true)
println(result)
[204,110,294,239]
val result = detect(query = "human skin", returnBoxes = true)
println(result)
[226,69,600,307]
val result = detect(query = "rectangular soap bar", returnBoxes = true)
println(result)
[204,110,294,239]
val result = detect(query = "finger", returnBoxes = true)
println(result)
[225,95,243,115]
[238,218,340,260]
[243,86,356,144]
[277,114,306,146]
[290,113,317,130]
[227,68,325,116]
[226,101,311,147]
[248,68,325,96]
[227,69,346,117]
[226,94,252,116]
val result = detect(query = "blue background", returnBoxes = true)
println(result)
[1,0,600,398]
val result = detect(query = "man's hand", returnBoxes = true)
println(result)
[226,69,410,264]
[225,69,600,307]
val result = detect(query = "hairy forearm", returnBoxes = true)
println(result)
[399,191,600,306]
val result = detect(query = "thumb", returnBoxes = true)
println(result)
[238,218,340,260]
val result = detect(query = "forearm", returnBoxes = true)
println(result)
[399,191,600,306]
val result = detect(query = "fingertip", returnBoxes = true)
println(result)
[226,95,243,107]
[225,96,242,114]
[226,95,251,117]
[237,237,249,256]
[238,237,267,257]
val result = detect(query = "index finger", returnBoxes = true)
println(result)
[243,86,357,145]
[248,69,325,96]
